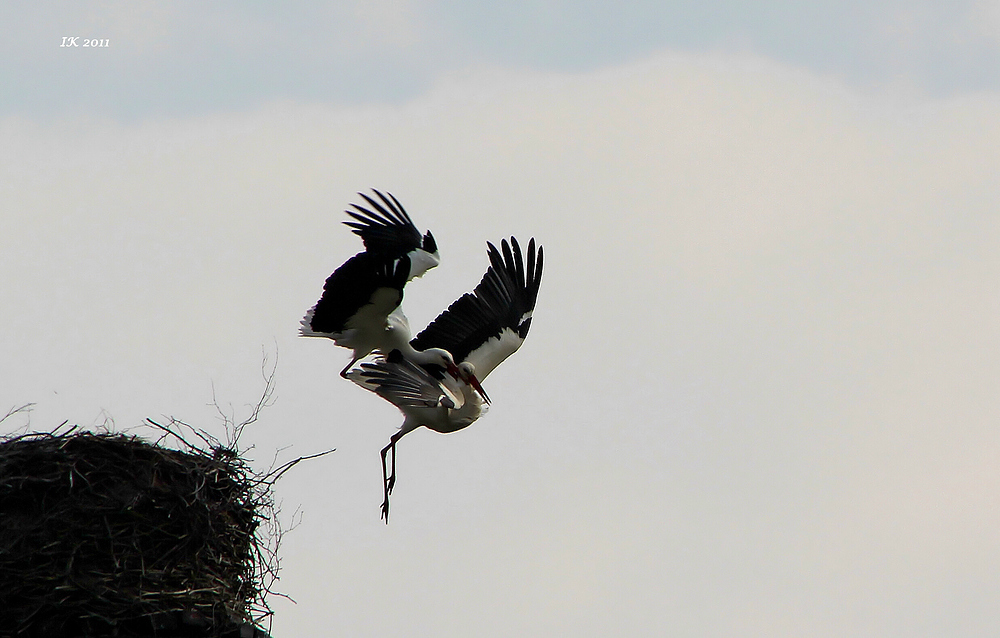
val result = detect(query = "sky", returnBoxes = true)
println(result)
[2,2,999,636]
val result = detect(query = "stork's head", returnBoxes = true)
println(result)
[457,361,490,405]
[420,347,461,378]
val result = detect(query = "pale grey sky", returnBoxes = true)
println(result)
[2,1,1000,117]
[3,3,999,637]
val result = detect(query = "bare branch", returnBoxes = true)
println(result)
[264,448,337,484]
[0,402,35,428]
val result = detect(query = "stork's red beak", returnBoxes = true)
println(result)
[444,362,491,405]
[467,373,490,405]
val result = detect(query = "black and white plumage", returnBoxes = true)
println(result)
[300,190,456,377]
[348,237,544,521]
[411,236,542,380]
[343,191,439,275]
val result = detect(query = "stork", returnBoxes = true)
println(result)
[349,237,543,521]
[300,190,462,379]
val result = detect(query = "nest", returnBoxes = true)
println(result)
[0,422,293,637]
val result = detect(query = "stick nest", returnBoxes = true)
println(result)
[0,425,284,637]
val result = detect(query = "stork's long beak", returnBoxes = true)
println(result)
[467,373,490,405]
[444,362,491,405]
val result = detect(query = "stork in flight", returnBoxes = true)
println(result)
[299,190,466,383]
[349,237,543,521]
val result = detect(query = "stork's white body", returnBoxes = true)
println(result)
[390,383,485,436]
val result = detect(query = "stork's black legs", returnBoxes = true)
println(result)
[380,431,406,522]
[380,441,392,521]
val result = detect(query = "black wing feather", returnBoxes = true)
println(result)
[410,237,543,364]
[342,190,422,257]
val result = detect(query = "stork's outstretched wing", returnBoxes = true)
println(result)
[410,237,543,380]
[343,190,437,259]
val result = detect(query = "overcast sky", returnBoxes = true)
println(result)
[3,2,999,636]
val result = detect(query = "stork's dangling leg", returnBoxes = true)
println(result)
[380,430,407,522]
[380,441,392,521]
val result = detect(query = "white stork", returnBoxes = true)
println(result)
[349,237,543,521]
[300,190,463,380]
